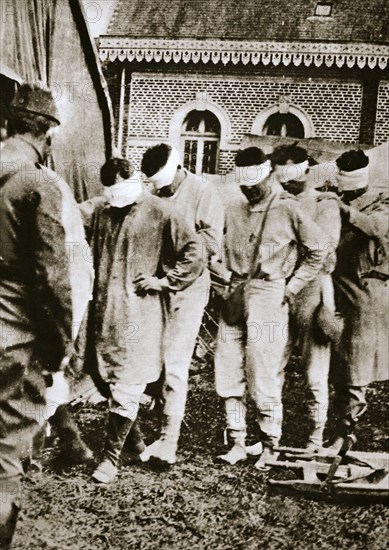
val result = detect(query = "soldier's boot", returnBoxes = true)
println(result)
[0,502,19,550]
[245,442,263,456]
[92,413,135,484]
[50,405,93,464]
[120,418,145,465]
[254,432,280,470]
[139,439,162,463]
[216,397,247,465]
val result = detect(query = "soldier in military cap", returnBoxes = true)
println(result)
[0,83,93,547]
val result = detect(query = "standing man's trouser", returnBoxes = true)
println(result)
[0,343,47,548]
[109,381,146,420]
[162,270,210,432]
[333,385,367,430]
[215,279,288,447]
[282,274,333,445]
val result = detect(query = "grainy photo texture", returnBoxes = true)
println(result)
[0,1,388,549]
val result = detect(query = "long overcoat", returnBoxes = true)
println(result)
[0,135,93,475]
[87,192,203,386]
[0,136,93,365]
[333,190,389,386]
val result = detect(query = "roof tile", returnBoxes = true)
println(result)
[106,0,389,44]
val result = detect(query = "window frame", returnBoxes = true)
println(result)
[180,110,221,175]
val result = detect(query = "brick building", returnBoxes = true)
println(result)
[99,0,389,174]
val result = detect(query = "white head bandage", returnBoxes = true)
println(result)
[239,160,272,187]
[103,177,143,208]
[273,160,310,183]
[337,166,369,192]
[148,146,182,189]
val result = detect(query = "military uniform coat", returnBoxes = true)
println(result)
[0,136,93,482]
[0,136,93,365]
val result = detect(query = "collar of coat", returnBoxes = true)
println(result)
[1,135,43,166]
[0,136,45,180]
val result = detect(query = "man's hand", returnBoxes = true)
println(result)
[133,275,168,295]
[209,263,232,286]
[282,287,296,307]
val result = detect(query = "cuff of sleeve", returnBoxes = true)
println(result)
[163,275,184,291]
[158,276,170,290]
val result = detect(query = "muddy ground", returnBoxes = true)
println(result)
[13,355,389,550]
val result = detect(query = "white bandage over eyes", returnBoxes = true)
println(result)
[148,147,182,189]
[239,160,272,186]
[103,178,143,208]
[274,160,310,183]
[337,166,369,192]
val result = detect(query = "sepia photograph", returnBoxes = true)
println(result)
[0,1,388,548]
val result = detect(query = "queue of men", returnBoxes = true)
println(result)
[1,84,388,547]
[215,146,339,467]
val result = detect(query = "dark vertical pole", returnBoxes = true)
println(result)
[359,75,379,145]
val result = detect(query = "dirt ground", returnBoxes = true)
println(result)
[12,356,389,550]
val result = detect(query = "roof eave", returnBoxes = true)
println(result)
[98,37,389,70]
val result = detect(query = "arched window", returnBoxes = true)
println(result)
[181,110,220,174]
[263,112,305,138]
[251,96,315,138]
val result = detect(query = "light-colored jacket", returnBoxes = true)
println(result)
[295,188,341,274]
[162,170,224,266]
[223,191,328,295]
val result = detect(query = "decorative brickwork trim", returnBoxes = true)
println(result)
[99,38,389,69]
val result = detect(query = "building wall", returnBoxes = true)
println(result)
[375,80,389,146]
[124,72,364,172]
